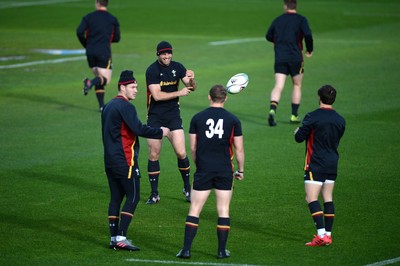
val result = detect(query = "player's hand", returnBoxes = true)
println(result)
[186,70,196,91]
[234,170,244,180]
[305,51,313,58]
[160,127,170,137]
[186,70,195,79]
[179,87,192,96]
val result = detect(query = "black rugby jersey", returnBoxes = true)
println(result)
[189,107,242,174]
[146,60,187,116]
[295,108,345,174]
[102,96,163,168]
[77,10,120,56]
[266,12,313,63]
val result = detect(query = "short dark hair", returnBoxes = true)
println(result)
[209,84,227,103]
[97,0,108,7]
[284,0,297,10]
[318,85,337,105]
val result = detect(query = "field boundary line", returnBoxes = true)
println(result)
[364,257,400,266]
[126,258,264,266]
[0,56,85,69]
[209,38,263,46]
[0,0,82,9]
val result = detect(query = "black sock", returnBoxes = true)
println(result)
[324,201,335,233]
[182,216,199,251]
[308,201,324,230]
[270,101,278,112]
[217,217,230,253]
[148,160,160,194]
[95,85,105,108]
[178,157,191,191]
[108,216,119,239]
[91,76,107,87]
[291,103,300,116]
[118,212,133,237]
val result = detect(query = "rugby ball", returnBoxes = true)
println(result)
[226,73,249,94]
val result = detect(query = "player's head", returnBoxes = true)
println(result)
[118,70,137,94]
[284,0,297,10]
[318,85,336,105]
[156,41,173,56]
[209,84,227,103]
[96,0,108,7]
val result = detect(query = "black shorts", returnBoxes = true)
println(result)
[86,53,112,69]
[274,61,304,76]
[106,165,141,180]
[193,172,233,191]
[304,170,336,183]
[147,115,183,131]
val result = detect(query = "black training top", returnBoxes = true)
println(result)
[101,96,163,168]
[189,107,242,174]
[266,12,313,63]
[76,10,120,56]
[295,108,345,174]
[146,60,187,117]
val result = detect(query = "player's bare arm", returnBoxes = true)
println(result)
[189,133,197,165]
[148,84,191,101]
[233,136,245,180]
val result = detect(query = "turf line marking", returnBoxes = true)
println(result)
[126,258,263,266]
[0,0,81,9]
[0,56,85,69]
[33,49,85,55]
[0,56,26,62]
[209,38,264,46]
[364,257,400,266]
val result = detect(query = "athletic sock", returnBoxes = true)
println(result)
[217,217,230,253]
[118,211,133,237]
[108,216,119,240]
[95,85,105,108]
[90,76,107,87]
[148,160,160,194]
[308,201,325,233]
[183,216,199,251]
[291,103,300,116]
[324,201,335,233]
[178,157,191,191]
[270,101,278,113]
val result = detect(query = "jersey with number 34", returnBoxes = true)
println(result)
[189,107,242,173]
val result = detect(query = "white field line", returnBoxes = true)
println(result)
[32,49,85,55]
[126,258,264,266]
[364,257,400,266]
[0,0,82,9]
[209,38,264,46]
[0,56,85,69]
[208,37,381,46]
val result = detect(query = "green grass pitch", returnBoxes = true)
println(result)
[0,0,399,265]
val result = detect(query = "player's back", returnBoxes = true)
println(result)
[190,107,242,173]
